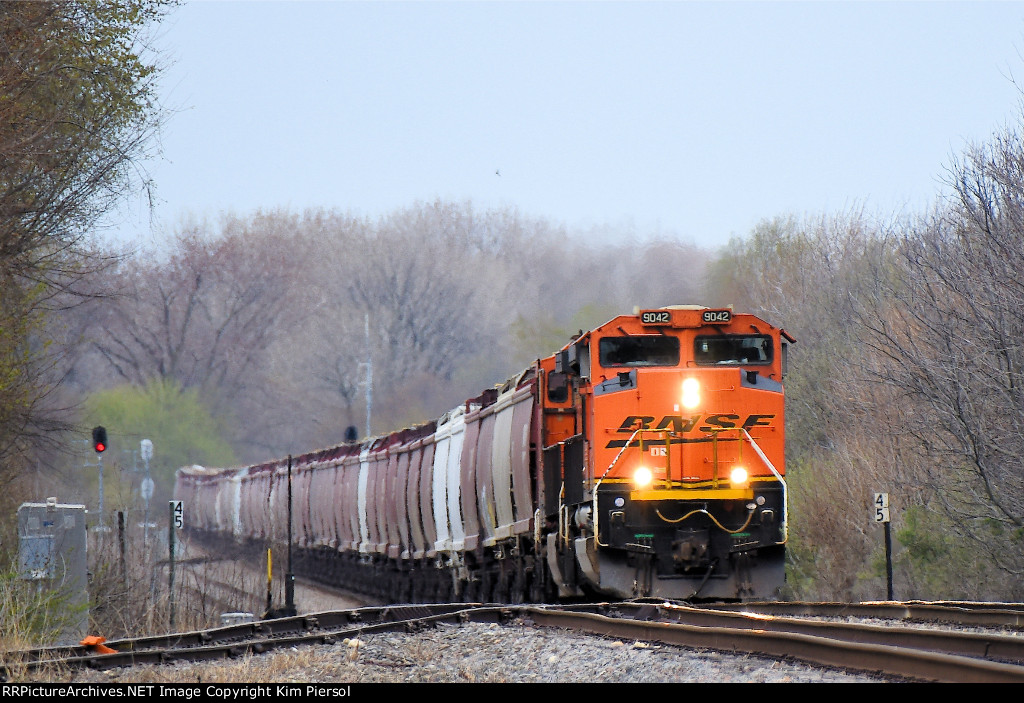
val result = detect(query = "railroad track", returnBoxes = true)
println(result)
[3,604,482,678]
[6,601,1024,683]
[696,599,1024,629]
[552,601,1024,683]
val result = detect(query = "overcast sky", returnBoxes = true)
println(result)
[109,0,1024,250]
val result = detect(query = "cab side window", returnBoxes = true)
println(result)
[694,335,772,365]
[598,336,680,367]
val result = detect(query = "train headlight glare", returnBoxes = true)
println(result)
[682,378,700,409]
[634,466,653,489]
[730,466,749,487]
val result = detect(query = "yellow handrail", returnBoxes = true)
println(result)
[592,426,788,546]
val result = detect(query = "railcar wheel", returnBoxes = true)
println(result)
[480,568,495,603]
[438,571,453,603]
[429,569,443,604]
[400,569,414,604]
[494,563,510,604]
[410,570,423,604]
[510,556,527,604]
[465,575,480,603]
[529,565,545,603]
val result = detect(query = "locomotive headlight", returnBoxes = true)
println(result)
[681,378,700,409]
[729,466,749,487]
[634,466,654,489]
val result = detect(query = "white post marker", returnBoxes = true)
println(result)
[873,492,893,600]
[170,500,183,529]
[168,499,183,629]
[873,492,890,523]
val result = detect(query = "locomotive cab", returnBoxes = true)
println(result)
[542,306,790,600]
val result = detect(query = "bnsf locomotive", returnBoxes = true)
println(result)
[176,306,792,602]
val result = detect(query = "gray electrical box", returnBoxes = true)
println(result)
[18,499,88,645]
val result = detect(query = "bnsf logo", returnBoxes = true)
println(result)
[615,414,775,433]
[605,414,776,448]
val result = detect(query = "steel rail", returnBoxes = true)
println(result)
[23,610,513,673]
[8,602,1024,682]
[524,605,1024,683]
[580,602,1024,664]
[693,600,1024,628]
[2,604,491,675]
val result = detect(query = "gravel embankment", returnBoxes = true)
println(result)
[66,619,889,684]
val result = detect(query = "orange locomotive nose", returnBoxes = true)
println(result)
[594,371,783,487]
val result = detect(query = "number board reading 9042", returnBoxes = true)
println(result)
[702,309,731,323]
[640,310,672,324]
[639,309,732,325]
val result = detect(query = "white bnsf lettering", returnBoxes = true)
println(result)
[607,414,775,448]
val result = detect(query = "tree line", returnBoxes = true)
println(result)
[63,204,710,472]
[3,0,1024,601]
[707,120,1024,599]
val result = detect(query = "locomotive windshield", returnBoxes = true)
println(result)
[695,335,772,365]
[599,335,680,367]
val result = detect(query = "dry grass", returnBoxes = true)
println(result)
[1,522,293,682]
[78,649,350,684]
[87,528,221,638]
[0,573,78,682]
[3,517,382,684]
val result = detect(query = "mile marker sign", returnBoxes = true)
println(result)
[170,500,183,529]
[873,493,890,523]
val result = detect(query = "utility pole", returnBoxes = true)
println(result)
[285,454,296,616]
[364,313,373,437]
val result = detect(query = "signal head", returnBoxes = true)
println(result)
[92,426,107,453]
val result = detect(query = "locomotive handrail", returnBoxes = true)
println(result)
[592,427,643,547]
[590,426,788,547]
[596,427,644,483]
[740,427,788,546]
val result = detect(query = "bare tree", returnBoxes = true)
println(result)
[0,1,169,495]
[857,123,1024,582]
[704,211,906,599]
[85,221,301,399]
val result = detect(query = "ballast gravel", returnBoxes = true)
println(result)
[70,620,889,684]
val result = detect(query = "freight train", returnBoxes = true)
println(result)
[176,306,792,602]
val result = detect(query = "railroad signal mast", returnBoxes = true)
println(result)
[141,439,154,545]
[92,426,108,529]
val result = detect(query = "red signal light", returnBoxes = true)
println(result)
[92,426,107,454]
